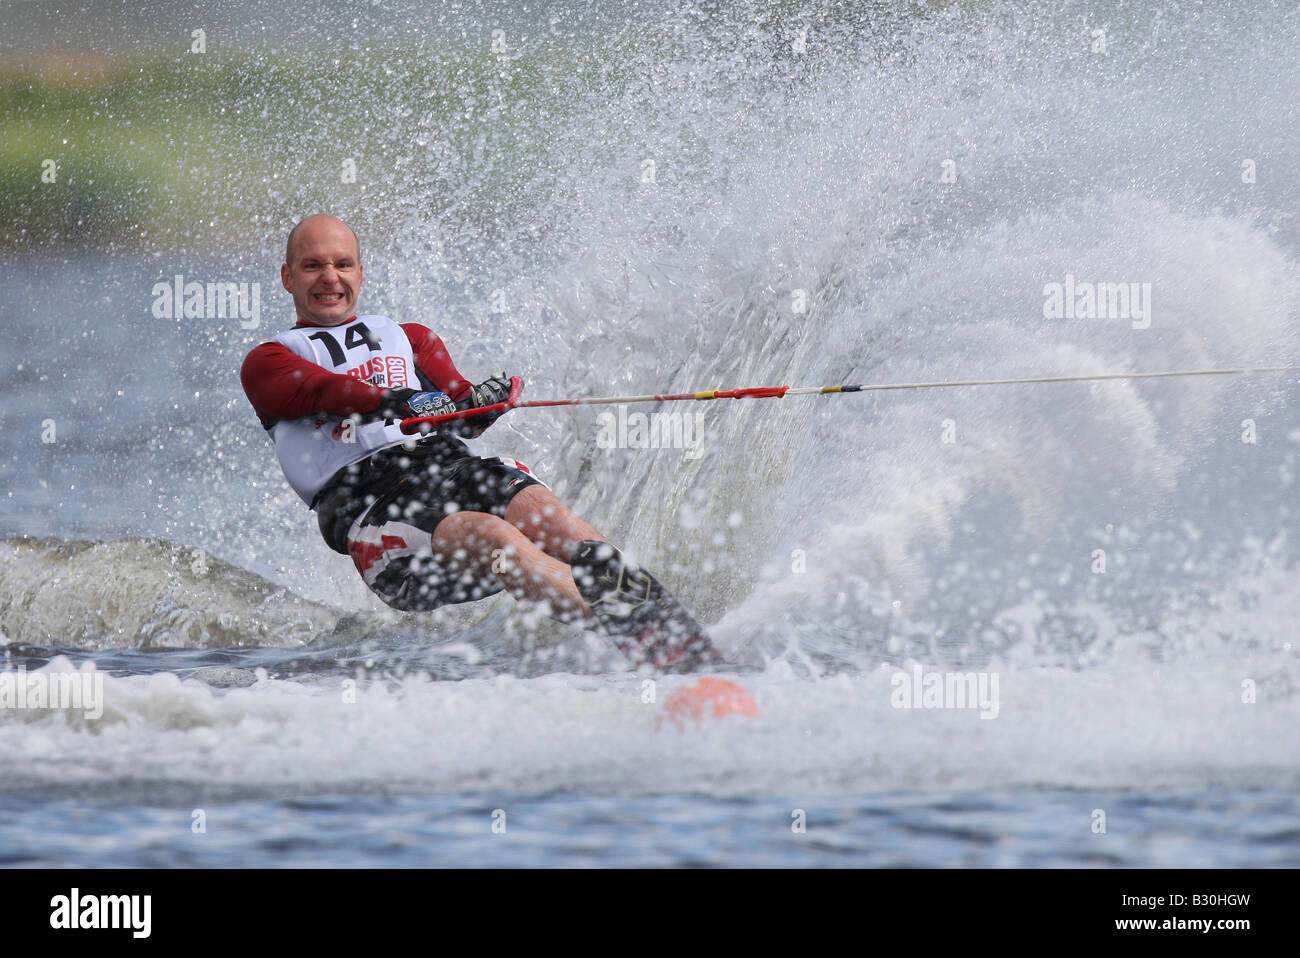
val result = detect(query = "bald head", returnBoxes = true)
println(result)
[280,214,364,326]
[285,214,360,269]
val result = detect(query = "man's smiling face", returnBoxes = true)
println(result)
[281,215,363,327]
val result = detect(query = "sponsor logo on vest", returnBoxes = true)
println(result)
[346,355,409,388]
[150,274,261,329]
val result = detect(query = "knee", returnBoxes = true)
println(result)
[506,486,604,545]
[505,484,559,522]
[435,511,533,561]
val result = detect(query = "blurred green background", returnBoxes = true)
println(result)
[0,50,585,255]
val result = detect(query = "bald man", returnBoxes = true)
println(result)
[240,215,723,673]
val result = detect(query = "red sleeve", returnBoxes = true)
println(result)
[241,342,386,425]
[402,323,474,401]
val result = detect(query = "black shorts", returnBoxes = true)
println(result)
[314,437,546,611]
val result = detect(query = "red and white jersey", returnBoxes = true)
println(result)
[242,313,474,505]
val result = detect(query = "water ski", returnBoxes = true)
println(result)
[570,540,725,674]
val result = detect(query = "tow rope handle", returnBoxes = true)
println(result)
[400,376,524,434]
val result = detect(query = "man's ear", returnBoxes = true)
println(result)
[281,262,292,293]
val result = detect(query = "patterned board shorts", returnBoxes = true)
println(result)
[315,439,547,612]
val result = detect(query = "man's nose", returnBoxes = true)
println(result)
[320,265,342,284]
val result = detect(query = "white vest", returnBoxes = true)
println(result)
[267,314,452,504]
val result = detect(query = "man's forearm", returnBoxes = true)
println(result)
[240,342,386,425]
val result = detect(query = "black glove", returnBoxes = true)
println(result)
[371,387,459,422]
[460,375,513,411]
[449,375,517,435]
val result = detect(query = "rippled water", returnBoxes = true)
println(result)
[4,790,1297,868]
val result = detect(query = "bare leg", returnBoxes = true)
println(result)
[430,508,590,621]
[504,484,610,563]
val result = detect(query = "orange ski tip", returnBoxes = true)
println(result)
[658,677,759,730]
